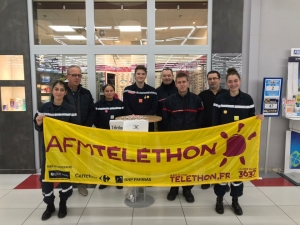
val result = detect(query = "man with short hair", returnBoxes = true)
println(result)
[123,65,158,131]
[198,71,227,190]
[64,65,96,197]
[156,67,177,131]
[163,72,204,203]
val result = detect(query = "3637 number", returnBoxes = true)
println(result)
[238,169,256,178]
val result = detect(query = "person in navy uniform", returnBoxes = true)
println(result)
[123,65,158,131]
[34,80,79,221]
[156,67,177,131]
[163,72,204,203]
[94,84,124,190]
[198,71,228,190]
[212,67,264,216]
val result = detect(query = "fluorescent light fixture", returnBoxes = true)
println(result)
[170,26,194,29]
[187,37,206,40]
[95,26,112,29]
[155,27,168,30]
[115,26,141,32]
[70,26,85,29]
[49,26,75,32]
[196,26,208,28]
[166,37,185,41]
[141,27,147,30]
[64,35,86,40]
[155,40,164,42]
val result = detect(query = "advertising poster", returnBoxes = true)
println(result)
[290,131,300,169]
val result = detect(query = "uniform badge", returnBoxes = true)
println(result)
[223,110,227,114]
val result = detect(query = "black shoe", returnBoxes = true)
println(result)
[167,189,178,201]
[58,200,67,218]
[41,203,55,221]
[226,184,230,192]
[183,190,195,203]
[201,184,211,190]
[116,186,123,189]
[232,197,243,215]
[215,197,224,214]
[98,185,107,189]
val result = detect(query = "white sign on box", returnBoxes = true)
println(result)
[291,48,300,56]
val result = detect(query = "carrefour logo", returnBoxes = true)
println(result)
[294,50,300,55]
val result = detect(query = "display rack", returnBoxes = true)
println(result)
[0,55,26,111]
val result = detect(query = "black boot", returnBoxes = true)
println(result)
[232,197,243,215]
[215,197,224,214]
[41,203,55,221]
[201,184,211,189]
[167,187,178,201]
[182,189,195,203]
[98,185,107,189]
[116,186,123,189]
[58,200,67,218]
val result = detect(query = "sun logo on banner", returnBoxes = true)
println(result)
[219,123,257,167]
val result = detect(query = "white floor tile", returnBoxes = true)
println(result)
[0,189,42,208]
[0,174,30,189]
[0,208,35,225]
[23,207,84,225]
[86,187,129,207]
[243,181,255,187]
[0,189,11,199]
[78,207,133,224]
[279,206,300,224]
[237,206,297,225]
[184,205,241,225]
[186,217,242,225]
[133,207,184,218]
[132,218,187,225]
[223,187,276,206]
[258,187,300,205]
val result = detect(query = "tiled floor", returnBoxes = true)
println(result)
[1,174,300,225]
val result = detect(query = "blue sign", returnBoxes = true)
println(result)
[261,78,283,117]
[290,131,300,169]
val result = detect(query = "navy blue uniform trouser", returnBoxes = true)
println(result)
[40,152,73,205]
[214,182,243,197]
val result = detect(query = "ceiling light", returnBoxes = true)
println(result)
[49,26,75,32]
[196,26,208,28]
[155,27,168,30]
[64,35,86,40]
[193,22,195,24]
[116,26,141,32]
[95,26,112,29]
[187,37,206,40]
[170,26,194,29]
[155,40,164,42]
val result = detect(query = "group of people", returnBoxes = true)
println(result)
[34,64,263,221]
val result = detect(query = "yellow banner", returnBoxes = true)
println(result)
[44,116,261,186]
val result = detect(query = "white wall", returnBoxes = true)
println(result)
[244,0,300,170]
